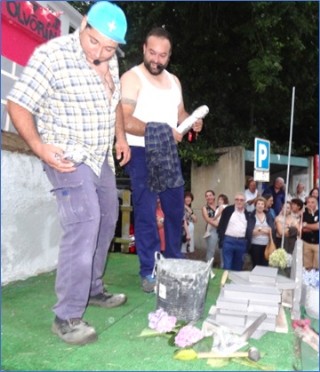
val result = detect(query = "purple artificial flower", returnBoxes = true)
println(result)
[174,325,204,348]
[156,314,177,333]
[148,308,177,333]
[148,308,165,329]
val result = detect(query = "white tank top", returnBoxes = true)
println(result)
[126,66,182,147]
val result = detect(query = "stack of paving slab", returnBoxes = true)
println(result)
[228,265,296,291]
[203,266,295,339]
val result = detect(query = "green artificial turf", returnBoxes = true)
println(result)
[1,253,308,371]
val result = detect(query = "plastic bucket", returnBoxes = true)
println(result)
[155,253,213,322]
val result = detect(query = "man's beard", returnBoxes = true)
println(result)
[143,60,167,75]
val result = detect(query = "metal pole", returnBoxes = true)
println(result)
[281,87,295,248]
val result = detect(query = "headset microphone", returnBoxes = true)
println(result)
[93,60,101,66]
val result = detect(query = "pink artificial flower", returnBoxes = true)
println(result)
[148,308,165,329]
[148,308,177,333]
[175,325,204,348]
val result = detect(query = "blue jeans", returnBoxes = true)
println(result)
[44,159,118,320]
[126,147,184,278]
[222,235,247,271]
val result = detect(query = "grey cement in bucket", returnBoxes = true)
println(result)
[155,254,213,322]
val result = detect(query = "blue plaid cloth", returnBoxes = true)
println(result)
[145,122,184,193]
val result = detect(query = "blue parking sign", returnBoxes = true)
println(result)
[254,138,270,171]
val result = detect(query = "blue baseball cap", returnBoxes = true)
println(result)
[87,1,127,44]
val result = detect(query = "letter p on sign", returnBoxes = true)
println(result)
[254,138,270,171]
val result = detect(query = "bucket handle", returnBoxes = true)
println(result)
[155,251,164,263]
[152,252,164,278]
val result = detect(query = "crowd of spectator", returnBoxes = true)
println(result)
[180,180,318,273]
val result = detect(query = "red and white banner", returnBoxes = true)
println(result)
[1,1,61,66]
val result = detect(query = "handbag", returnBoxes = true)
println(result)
[264,231,276,261]
[181,228,187,243]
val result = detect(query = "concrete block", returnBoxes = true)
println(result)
[223,283,281,303]
[249,265,278,283]
[229,269,295,291]
[228,270,250,284]
[202,309,268,340]
[216,295,249,311]
[276,275,296,290]
[217,308,277,322]
[248,300,280,315]
[246,316,276,331]
[216,312,246,326]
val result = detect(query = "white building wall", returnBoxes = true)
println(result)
[1,2,82,285]
[39,1,83,34]
[1,151,61,285]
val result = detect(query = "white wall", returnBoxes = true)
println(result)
[1,1,81,285]
[1,151,61,285]
[191,147,246,250]
[40,1,83,34]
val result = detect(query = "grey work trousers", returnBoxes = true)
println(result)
[44,159,118,320]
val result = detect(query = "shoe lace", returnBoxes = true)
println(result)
[69,318,86,326]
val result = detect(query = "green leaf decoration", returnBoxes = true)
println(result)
[138,328,162,337]
[232,357,275,371]
[167,333,177,347]
[192,336,214,352]
[175,320,188,328]
[173,349,198,361]
[207,358,230,368]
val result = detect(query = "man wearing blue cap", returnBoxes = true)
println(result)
[7,1,130,345]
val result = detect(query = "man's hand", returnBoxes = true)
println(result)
[172,128,183,143]
[37,144,76,173]
[192,118,203,133]
[7,101,76,173]
[115,139,131,166]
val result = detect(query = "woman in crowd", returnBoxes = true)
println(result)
[309,187,319,199]
[263,193,276,224]
[275,201,299,254]
[181,191,197,254]
[202,190,218,263]
[203,194,228,237]
[245,177,259,212]
[249,197,274,268]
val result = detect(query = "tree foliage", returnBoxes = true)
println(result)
[71,1,318,162]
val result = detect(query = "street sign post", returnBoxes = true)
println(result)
[254,138,270,182]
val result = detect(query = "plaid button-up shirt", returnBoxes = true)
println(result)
[7,29,120,176]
